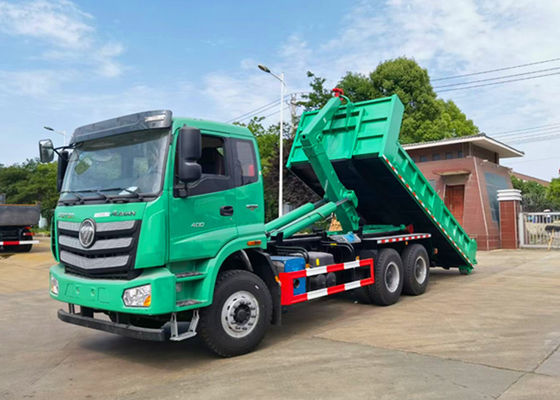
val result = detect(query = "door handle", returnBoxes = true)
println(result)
[220,206,234,216]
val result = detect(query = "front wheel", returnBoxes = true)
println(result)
[199,270,272,357]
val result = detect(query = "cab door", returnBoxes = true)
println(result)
[169,132,238,262]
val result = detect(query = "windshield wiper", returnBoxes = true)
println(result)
[60,191,85,205]
[98,187,144,202]
[75,189,110,201]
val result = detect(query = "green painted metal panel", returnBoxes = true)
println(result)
[288,95,477,268]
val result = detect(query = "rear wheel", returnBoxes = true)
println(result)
[355,248,403,306]
[15,244,32,252]
[353,250,377,304]
[1,245,17,252]
[402,244,429,296]
[199,270,272,357]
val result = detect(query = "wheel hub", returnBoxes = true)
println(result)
[414,256,427,284]
[221,290,259,338]
[385,261,400,293]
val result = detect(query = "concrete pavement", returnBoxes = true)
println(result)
[0,241,558,399]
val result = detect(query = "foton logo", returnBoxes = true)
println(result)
[79,219,96,248]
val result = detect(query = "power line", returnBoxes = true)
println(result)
[506,155,560,164]
[432,57,560,81]
[493,126,560,139]
[225,98,280,124]
[226,92,309,124]
[433,66,560,89]
[262,105,290,120]
[489,122,560,136]
[501,130,560,143]
[505,131,560,144]
[231,101,283,124]
[508,133,560,144]
[436,71,560,92]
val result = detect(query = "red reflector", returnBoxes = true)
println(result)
[406,224,414,233]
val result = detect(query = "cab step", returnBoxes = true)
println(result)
[175,271,206,282]
[176,299,202,308]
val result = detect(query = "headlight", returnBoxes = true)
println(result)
[123,284,151,307]
[50,275,59,295]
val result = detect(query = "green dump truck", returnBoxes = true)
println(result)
[40,90,476,357]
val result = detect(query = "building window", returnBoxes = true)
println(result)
[432,153,441,161]
[458,150,463,158]
[446,152,454,160]
[419,155,428,162]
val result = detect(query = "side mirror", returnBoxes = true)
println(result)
[57,150,69,192]
[39,139,54,163]
[177,126,202,183]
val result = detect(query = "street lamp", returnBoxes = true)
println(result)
[43,126,67,146]
[258,64,286,217]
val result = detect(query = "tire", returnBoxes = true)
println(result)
[353,250,377,304]
[370,248,404,306]
[354,248,403,306]
[2,245,17,252]
[199,269,272,357]
[15,244,32,253]
[401,244,430,296]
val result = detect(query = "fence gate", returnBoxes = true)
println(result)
[519,212,560,249]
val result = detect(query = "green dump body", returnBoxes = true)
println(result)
[287,95,477,268]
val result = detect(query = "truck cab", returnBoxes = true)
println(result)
[42,110,276,356]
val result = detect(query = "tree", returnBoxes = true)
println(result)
[545,177,560,210]
[235,117,319,222]
[511,175,559,212]
[299,57,479,143]
[0,159,58,227]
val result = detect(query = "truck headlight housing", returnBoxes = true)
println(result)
[50,275,59,295]
[123,284,152,307]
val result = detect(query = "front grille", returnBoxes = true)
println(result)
[0,227,21,241]
[58,220,141,279]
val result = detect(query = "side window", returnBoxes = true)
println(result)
[233,139,258,186]
[200,135,226,176]
[174,133,232,197]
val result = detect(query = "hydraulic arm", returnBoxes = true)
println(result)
[265,91,360,239]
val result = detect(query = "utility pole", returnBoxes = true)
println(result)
[289,93,298,139]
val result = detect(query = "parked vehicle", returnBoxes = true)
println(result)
[40,90,477,356]
[0,204,40,252]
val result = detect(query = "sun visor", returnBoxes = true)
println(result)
[71,110,172,144]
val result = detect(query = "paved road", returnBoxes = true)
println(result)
[1,241,559,399]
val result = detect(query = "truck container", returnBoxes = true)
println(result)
[0,204,40,252]
[40,91,477,357]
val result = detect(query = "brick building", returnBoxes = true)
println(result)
[403,134,524,250]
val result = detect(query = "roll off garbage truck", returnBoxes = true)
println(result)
[39,90,477,356]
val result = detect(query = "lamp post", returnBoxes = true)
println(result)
[43,126,67,146]
[258,64,286,217]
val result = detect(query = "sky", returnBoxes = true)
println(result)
[0,0,559,180]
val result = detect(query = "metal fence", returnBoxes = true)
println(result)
[519,212,560,249]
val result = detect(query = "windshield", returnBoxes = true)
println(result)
[60,129,169,203]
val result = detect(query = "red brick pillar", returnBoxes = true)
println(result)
[497,189,522,249]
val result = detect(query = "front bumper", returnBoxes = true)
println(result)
[49,263,176,315]
[57,309,168,341]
